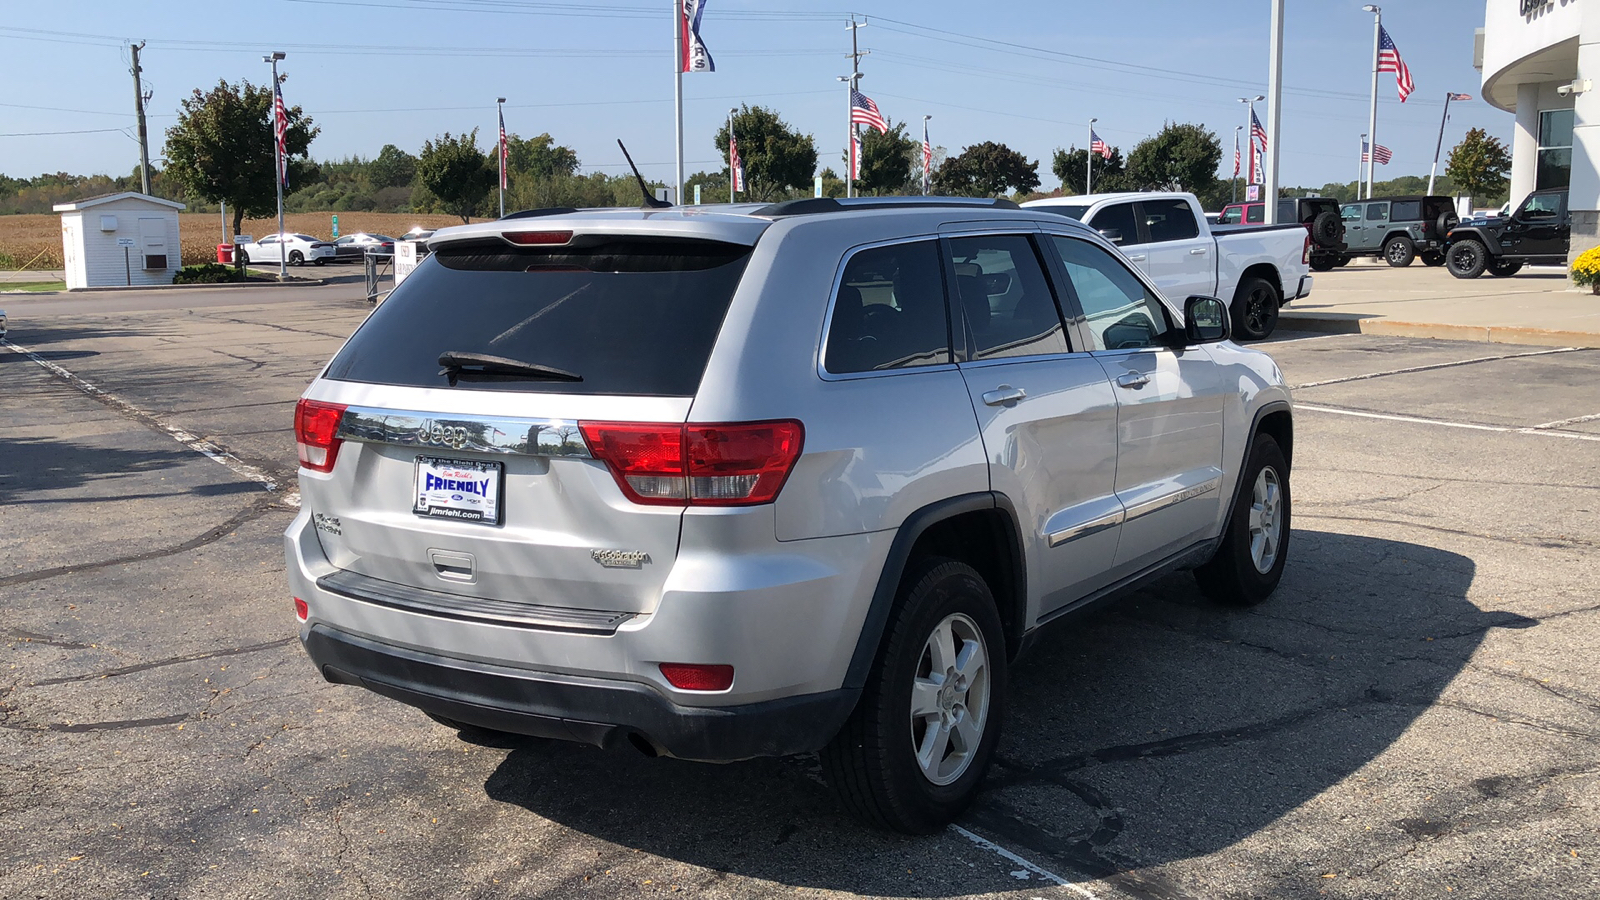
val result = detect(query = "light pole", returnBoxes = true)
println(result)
[263,51,286,281]
[497,96,506,218]
[1087,117,1097,195]
[838,73,863,198]
[1238,95,1263,196]
[1234,125,1244,203]
[728,107,738,203]
[1264,0,1284,224]
[1362,5,1382,199]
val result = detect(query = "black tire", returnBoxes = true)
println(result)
[1446,240,1488,279]
[1310,210,1342,248]
[1334,254,1351,267]
[1435,211,1459,236]
[1310,255,1337,272]
[1230,276,1280,341]
[1489,259,1524,277]
[1421,250,1445,267]
[1383,235,1416,267]
[313,257,326,266]
[1195,432,1290,607]
[288,250,304,266]
[821,557,1007,834]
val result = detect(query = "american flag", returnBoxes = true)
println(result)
[1233,129,1241,178]
[498,106,509,190]
[850,88,887,133]
[273,80,288,188]
[921,119,932,194]
[1362,140,1393,165]
[1378,26,1413,102]
[1448,92,1472,102]
[729,132,745,193]
[1250,109,1268,153]
[850,132,862,180]
[1089,129,1111,160]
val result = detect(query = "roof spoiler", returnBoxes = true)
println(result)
[752,196,1022,218]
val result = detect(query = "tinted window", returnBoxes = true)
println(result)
[1142,199,1200,242]
[1051,237,1172,351]
[1391,201,1421,222]
[1039,205,1090,220]
[824,240,950,374]
[1218,207,1243,225]
[1245,205,1264,224]
[1091,202,1140,244]
[1366,203,1389,222]
[324,238,751,395]
[946,235,1068,361]
[1341,204,1362,222]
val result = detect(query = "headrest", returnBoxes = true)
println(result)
[957,274,990,330]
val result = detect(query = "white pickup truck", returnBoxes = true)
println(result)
[1022,192,1312,340]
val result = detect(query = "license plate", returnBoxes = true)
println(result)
[413,456,502,524]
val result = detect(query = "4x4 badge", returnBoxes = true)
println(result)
[591,549,650,569]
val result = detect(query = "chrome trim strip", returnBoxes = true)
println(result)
[335,406,591,458]
[1047,508,1126,547]
[1122,475,1222,522]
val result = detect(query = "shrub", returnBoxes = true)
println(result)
[173,262,246,284]
[1571,246,1600,293]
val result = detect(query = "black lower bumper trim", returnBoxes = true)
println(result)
[304,625,859,762]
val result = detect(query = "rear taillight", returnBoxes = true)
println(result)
[579,420,804,507]
[504,230,573,246]
[1302,234,1312,265]
[293,597,308,622]
[659,663,734,691]
[294,398,348,473]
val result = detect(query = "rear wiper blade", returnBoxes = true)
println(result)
[437,351,582,384]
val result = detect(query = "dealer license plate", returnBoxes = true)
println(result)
[413,456,502,525]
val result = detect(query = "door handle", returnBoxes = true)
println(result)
[981,385,1027,406]
[1126,254,1147,262]
[1189,247,1208,255]
[1116,371,1150,389]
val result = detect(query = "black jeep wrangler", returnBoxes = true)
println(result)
[1444,189,1569,279]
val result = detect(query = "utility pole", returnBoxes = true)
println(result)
[264,51,286,281]
[130,41,151,195]
[846,17,868,200]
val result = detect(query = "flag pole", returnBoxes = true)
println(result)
[264,51,286,282]
[1358,133,1367,198]
[840,74,857,198]
[1428,92,1456,197]
[1087,118,1096,195]
[1363,5,1381,200]
[728,107,737,204]
[497,96,506,218]
[673,0,684,204]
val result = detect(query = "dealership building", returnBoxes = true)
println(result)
[1479,0,1597,265]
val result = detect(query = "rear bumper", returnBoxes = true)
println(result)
[304,624,858,761]
[1293,274,1313,301]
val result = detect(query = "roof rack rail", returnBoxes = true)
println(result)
[500,207,579,220]
[752,196,1022,218]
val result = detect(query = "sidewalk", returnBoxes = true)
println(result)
[1281,263,1600,348]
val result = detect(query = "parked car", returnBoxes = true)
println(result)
[1023,191,1314,340]
[238,233,336,267]
[285,197,1294,833]
[1444,188,1569,279]
[1217,197,1347,272]
[332,233,396,262]
[1336,195,1459,267]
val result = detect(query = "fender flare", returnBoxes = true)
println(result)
[1215,400,1294,552]
[1445,229,1502,258]
[841,491,1027,690]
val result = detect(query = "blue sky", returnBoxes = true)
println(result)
[1,0,1507,191]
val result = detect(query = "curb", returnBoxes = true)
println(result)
[66,277,328,293]
[1279,313,1600,349]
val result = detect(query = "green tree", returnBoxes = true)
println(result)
[1123,122,1221,193]
[855,119,917,195]
[162,79,320,237]
[505,133,580,182]
[932,141,1040,197]
[714,105,819,201]
[1052,145,1127,195]
[369,144,418,189]
[1445,128,1513,205]
[418,129,495,222]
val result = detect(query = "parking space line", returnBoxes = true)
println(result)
[1532,411,1600,430]
[1296,402,1600,442]
[1,338,286,494]
[1293,346,1584,389]
[950,824,1103,899]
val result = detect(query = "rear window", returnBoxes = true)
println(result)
[323,237,752,396]
[1390,201,1421,222]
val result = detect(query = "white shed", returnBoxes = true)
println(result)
[54,193,186,289]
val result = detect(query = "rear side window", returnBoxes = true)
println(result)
[1245,205,1264,224]
[1218,207,1243,225]
[1366,203,1389,222]
[1391,201,1421,222]
[1091,202,1140,244]
[323,237,752,396]
[1341,204,1362,221]
[1142,198,1200,242]
[946,234,1069,361]
[824,240,950,374]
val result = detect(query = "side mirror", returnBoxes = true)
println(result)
[1098,228,1124,245]
[1184,295,1229,344]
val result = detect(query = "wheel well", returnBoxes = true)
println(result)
[1257,409,1293,470]
[1239,264,1282,300]
[905,508,1025,660]
[1384,231,1414,245]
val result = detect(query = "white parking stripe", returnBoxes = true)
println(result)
[1293,346,1583,389]
[1296,403,1600,442]
[1532,411,1600,430]
[950,824,1103,899]
[2,338,285,494]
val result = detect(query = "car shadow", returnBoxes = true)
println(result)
[0,435,194,505]
[474,529,1523,896]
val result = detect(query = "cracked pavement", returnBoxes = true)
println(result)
[1,284,1597,899]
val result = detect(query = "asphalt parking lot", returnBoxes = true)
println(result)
[3,284,1598,899]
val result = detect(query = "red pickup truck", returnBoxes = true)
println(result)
[1217,197,1347,271]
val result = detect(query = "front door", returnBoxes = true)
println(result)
[1506,191,1569,258]
[1135,196,1214,302]
[946,231,1125,614]
[1047,234,1227,577]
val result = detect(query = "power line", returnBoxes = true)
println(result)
[0,127,131,137]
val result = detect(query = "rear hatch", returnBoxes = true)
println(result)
[298,222,761,617]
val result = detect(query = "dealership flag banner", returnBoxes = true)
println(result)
[498,107,509,190]
[273,80,289,188]
[1233,129,1241,178]
[1250,109,1267,184]
[1378,26,1413,102]
[729,132,745,192]
[850,132,862,180]
[680,0,714,73]
[1090,129,1111,160]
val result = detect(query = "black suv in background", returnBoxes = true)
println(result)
[1338,195,1459,267]
[1218,197,1347,271]
[1444,189,1570,279]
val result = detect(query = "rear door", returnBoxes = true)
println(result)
[1135,197,1215,301]
[300,234,756,615]
[947,231,1124,612]
[1048,234,1227,575]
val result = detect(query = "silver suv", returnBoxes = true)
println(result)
[285,197,1293,833]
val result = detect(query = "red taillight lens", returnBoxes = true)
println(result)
[659,663,734,691]
[293,597,309,622]
[294,398,348,473]
[579,420,803,507]
[504,230,573,246]
[1303,234,1312,265]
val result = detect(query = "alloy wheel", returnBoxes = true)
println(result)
[909,612,991,786]
[1248,467,1283,574]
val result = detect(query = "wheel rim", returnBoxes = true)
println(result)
[1243,287,1275,337]
[1386,242,1407,263]
[1453,244,1479,272]
[1248,467,1283,574]
[909,612,991,786]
